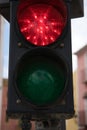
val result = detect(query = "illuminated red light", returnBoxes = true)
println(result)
[17,1,67,46]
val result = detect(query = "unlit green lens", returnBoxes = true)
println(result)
[16,52,67,106]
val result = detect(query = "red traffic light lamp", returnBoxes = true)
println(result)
[17,0,67,46]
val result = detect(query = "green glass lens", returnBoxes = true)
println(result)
[16,52,67,106]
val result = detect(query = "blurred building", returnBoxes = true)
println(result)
[1,79,21,130]
[1,79,35,130]
[66,71,79,130]
[76,45,87,130]
[66,45,87,130]
[0,15,4,129]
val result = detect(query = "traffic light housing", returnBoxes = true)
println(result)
[7,0,74,120]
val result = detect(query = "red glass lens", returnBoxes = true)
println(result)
[17,1,67,46]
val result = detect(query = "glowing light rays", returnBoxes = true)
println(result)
[17,4,67,46]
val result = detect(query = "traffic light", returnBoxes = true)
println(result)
[7,0,74,120]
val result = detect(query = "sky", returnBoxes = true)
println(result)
[2,0,87,78]
[71,0,87,72]
[71,0,87,53]
[3,19,9,78]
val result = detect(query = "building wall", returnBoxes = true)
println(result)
[0,15,5,130]
[66,45,87,130]
[76,45,87,130]
[1,79,35,130]
[1,79,20,130]
[77,53,85,125]
[66,71,78,130]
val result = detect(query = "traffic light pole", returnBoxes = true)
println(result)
[21,117,32,130]
[21,119,66,130]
